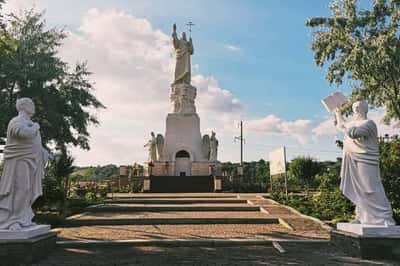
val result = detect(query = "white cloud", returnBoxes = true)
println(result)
[193,75,243,114]
[224,44,240,51]
[312,117,338,137]
[246,115,313,144]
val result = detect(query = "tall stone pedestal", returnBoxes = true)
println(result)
[0,225,56,265]
[331,223,400,260]
[163,113,205,162]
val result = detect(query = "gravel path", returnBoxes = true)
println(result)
[57,224,297,241]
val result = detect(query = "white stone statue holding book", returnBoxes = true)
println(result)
[335,100,395,226]
[0,98,51,231]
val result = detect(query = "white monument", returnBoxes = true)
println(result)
[0,98,51,239]
[335,100,399,236]
[145,23,220,177]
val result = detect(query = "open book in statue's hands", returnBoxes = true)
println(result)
[321,92,348,112]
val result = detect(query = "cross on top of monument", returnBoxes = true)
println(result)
[186,21,195,37]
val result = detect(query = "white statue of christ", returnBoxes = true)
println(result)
[335,100,395,225]
[172,23,193,85]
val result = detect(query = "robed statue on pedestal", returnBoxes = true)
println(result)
[172,23,193,85]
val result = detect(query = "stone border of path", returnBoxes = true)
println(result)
[246,198,295,231]
[259,196,333,232]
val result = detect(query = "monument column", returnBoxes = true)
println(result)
[162,24,206,166]
[144,23,220,181]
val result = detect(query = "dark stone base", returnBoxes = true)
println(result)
[331,230,400,260]
[0,232,56,266]
[149,175,214,192]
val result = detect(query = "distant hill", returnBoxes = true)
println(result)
[71,164,119,181]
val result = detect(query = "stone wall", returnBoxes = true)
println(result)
[191,162,210,176]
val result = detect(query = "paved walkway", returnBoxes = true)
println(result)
[31,193,399,265]
[34,244,399,266]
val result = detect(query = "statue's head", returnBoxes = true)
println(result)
[181,32,187,41]
[352,100,368,115]
[16,98,35,118]
[151,132,155,137]
[211,131,216,137]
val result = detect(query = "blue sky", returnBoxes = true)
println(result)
[5,0,396,166]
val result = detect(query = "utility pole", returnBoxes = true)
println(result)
[234,120,244,166]
[283,146,288,200]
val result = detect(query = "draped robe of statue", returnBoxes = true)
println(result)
[172,33,193,84]
[340,119,394,225]
[210,133,218,162]
[0,114,49,229]
[144,133,157,162]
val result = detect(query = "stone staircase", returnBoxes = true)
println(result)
[55,193,329,247]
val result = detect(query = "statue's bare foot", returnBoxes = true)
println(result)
[350,219,361,224]
[9,223,22,231]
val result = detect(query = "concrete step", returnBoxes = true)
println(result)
[56,238,329,248]
[86,204,260,212]
[104,198,248,204]
[107,193,239,199]
[63,217,280,227]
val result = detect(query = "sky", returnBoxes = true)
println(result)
[3,0,399,166]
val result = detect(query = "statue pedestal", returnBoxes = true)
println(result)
[163,113,205,163]
[0,225,56,264]
[0,224,51,240]
[337,223,400,237]
[331,223,400,260]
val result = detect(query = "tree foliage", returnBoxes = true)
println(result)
[71,164,119,181]
[307,0,400,124]
[220,160,269,192]
[288,156,322,190]
[0,9,104,148]
[380,137,400,222]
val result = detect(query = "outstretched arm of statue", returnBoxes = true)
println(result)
[346,121,373,139]
[12,122,40,139]
[172,23,179,49]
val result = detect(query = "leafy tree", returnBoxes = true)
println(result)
[289,156,322,191]
[307,0,400,124]
[380,136,400,223]
[0,9,104,147]
[47,148,75,215]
